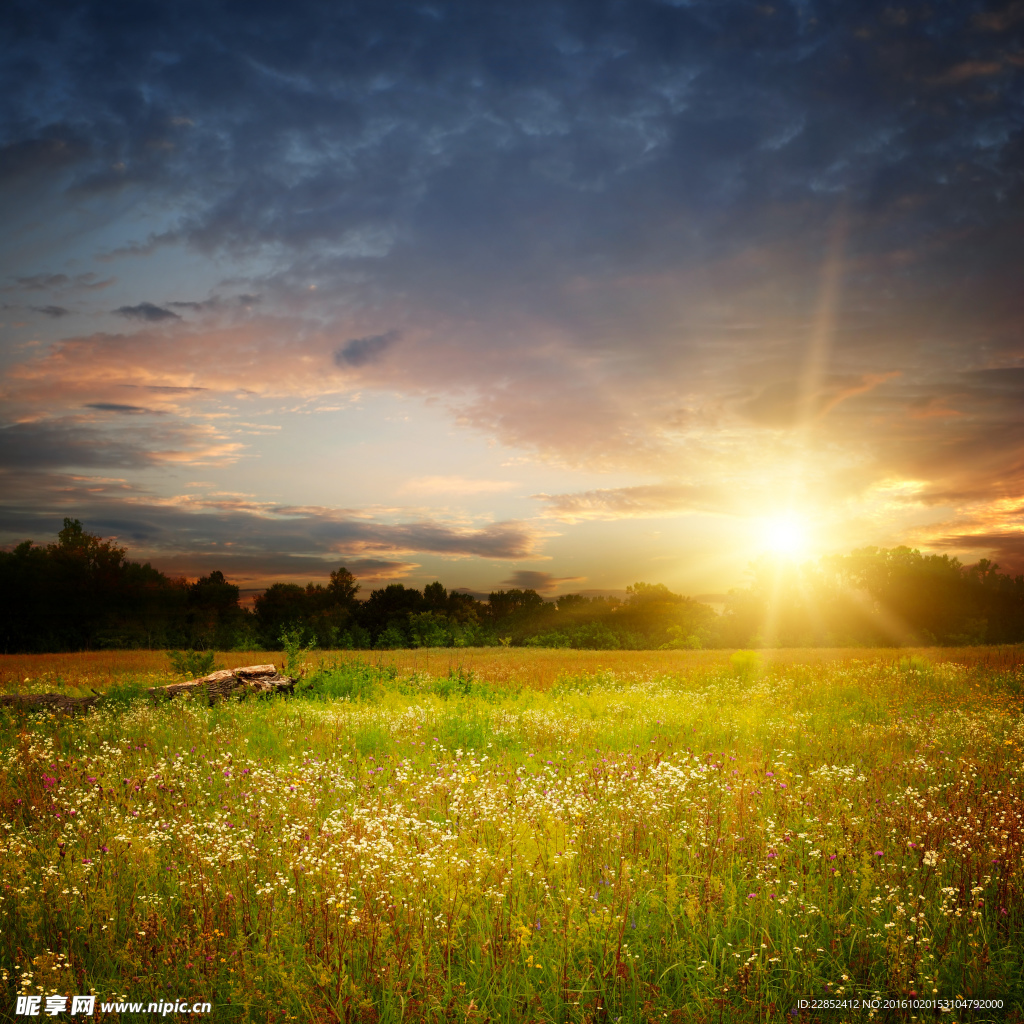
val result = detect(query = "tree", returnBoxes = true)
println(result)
[328,567,360,605]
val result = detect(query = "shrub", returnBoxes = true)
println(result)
[729,649,761,680]
[166,649,216,677]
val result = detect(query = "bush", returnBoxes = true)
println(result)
[729,649,761,680]
[297,659,394,701]
[280,626,316,676]
[433,665,476,699]
[375,625,408,649]
[166,649,216,677]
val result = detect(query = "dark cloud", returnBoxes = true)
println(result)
[75,273,117,291]
[297,512,537,559]
[501,570,586,593]
[84,402,152,414]
[834,367,1024,503]
[127,384,208,393]
[2,0,1018,303]
[0,417,239,471]
[930,533,1024,574]
[31,304,70,317]
[113,302,181,322]
[167,293,258,312]
[0,136,87,185]
[17,274,69,291]
[0,471,540,567]
[334,330,401,368]
[1,0,1023,573]
[144,553,419,584]
[0,421,150,470]
[9,272,114,293]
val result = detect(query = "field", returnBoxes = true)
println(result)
[1,648,1022,1023]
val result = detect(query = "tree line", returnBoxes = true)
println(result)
[2,520,1023,652]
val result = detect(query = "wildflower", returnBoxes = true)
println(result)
[923,851,938,867]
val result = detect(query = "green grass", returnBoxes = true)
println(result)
[1,655,1022,1022]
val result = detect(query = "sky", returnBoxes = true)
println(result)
[1,0,1023,599]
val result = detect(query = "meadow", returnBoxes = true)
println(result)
[1,648,1022,1023]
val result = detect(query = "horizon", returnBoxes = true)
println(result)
[2,0,1023,596]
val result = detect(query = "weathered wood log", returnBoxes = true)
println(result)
[148,664,296,705]
[1,665,296,715]
[0,692,102,713]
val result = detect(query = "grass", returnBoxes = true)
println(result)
[1,649,1022,1022]
[5,645,1024,694]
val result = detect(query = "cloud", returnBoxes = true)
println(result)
[403,476,516,496]
[15,274,69,291]
[0,136,87,184]
[150,552,420,584]
[334,330,401,368]
[113,302,181,322]
[736,374,899,429]
[0,471,542,570]
[168,294,260,312]
[300,513,539,560]
[932,61,1006,85]
[928,532,1024,573]
[1,0,1024,576]
[500,570,586,593]
[972,2,1024,32]
[8,272,114,293]
[31,305,70,317]
[0,421,151,470]
[0,418,242,470]
[344,558,420,581]
[129,384,209,394]
[534,484,728,521]
[84,402,153,414]
[75,274,117,291]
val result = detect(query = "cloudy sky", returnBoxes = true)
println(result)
[1,0,1022,596]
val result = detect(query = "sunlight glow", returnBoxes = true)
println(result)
[761,515,808,558]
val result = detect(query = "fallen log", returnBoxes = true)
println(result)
[148,664,296,705]
[0,692,102,714]
[1,665,297,715]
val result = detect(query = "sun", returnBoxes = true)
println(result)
[760,514,807,558]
